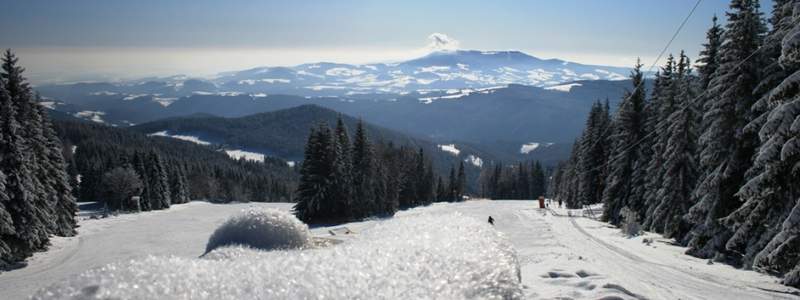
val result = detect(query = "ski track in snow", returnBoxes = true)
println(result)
[1,201,797,299]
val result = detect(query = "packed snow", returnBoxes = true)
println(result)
[437,144,461,156]
[2,201,797,299]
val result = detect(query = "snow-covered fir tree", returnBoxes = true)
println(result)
[648,56,700,239]
[577,100,612,206]
[684,0,765,260]
[146,151,171,210]
[350,120,374,218]
[602,61,646,225]
[640,53,684,230]
[0,50,77,268]
[331,117,353,218]
[722,0,800,285]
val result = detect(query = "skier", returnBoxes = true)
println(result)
[488,216,495,225]
[558,199,563,208]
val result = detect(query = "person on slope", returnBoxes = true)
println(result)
[488,216,495,225]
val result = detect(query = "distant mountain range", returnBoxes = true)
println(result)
[35,50,645,167]
[36,50,633,100]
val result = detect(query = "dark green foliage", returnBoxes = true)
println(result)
[293,120,437,224]
[481,160,547,200]
[602,61,646,225]
[58,120,296,206]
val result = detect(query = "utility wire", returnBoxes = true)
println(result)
[577,0,705,163]
[578,43,765,176]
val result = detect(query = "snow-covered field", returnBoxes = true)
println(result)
[1,201,798,299]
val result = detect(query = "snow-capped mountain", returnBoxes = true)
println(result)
[214,50,631,96]
[36,50,632,101]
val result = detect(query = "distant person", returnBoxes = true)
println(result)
[488,216,495,225]
[558,199,563,208]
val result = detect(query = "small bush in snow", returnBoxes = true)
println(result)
[205,208,311,253]
[620,207,641,237]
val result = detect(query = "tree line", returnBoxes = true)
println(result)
[294,118,464,224]
[550,0,800,287]
[0,50,77,269]
[480,161,547,200]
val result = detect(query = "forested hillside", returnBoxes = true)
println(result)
[131,104,487,192]
[55,120,297,205]
[550,0,800,287]
[293,118,468,223]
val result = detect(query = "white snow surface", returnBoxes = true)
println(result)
[520,143,541,154]
[225,149,265,162]
[465,154,484,168]
[147,131,266,162]
[72,111,106,124]
[32,205,522,300]
[3,201,797,299]
[148,131,211,145]
[204,208,311,253]
[543,83,582,92]
[437,144,461,156]
[520,142,554,154]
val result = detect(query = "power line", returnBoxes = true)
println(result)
[578,42,765,176]
[578,0,704,162]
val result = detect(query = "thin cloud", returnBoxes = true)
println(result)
[427,33,460,51]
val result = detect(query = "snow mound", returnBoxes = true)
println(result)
[544,83,582,92]
[34,213,522,299]
[205,208,311,253]
[438,144,461,156]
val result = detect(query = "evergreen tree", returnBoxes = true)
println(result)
[0,170,14,266]
[648,57,699,239]
[2,50,55,237]
[131,152,150,211]
[447,166,456,202]
[697,15,725,89]
[456,161,466,201]
[435,176,446,202]
[531,161,546,199]
[722,0,800,279]
[169,166,189,204]
[294,127,327,222]
[351,120,375,218]
[602,61,646,224]
[330,117,353,218]
[0,77,49,265]
[685,0,765,259]
[577,101,611,206]
[37,104,77,236]
[146,151,171,210]
[420,160,435,205]
[639,56,678,224]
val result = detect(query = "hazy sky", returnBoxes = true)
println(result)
[0,0,774,83]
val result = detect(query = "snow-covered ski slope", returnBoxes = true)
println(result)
[1,200,798,299]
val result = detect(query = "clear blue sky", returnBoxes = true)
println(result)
[0,0,775,82]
